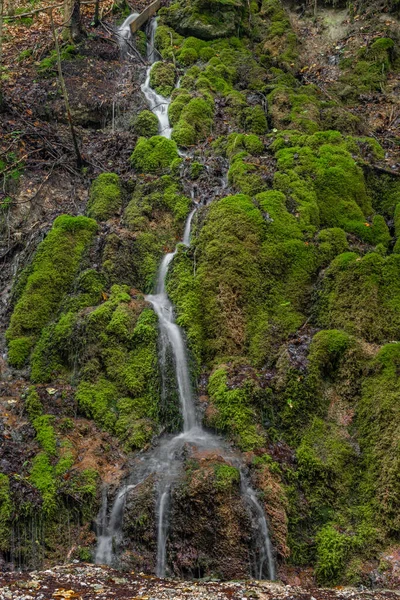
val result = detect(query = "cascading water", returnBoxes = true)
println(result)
[95,15,276,581]
[140,19,172,138]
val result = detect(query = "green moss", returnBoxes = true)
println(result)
[171,96,214,147]
[357,343,400,535]
[178,47,198,65]
[214,463,240,490]
[33,415,57,455]
[0,474,12,551]
[130,136,179,173]
[271,130,374,236]
[87,173,121,221]
[315,525,351,584]
[316,252,400,343]
[149,61,176,97]
[30,452,57,515]
[76,377,118,432]
[6,215,97,367]
[207,367,265,451]
[338,38,395,100]
[25,386,43,420]
[244,105,268,134]
[130,109,159,137]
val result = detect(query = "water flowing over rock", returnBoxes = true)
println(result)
[94,16,276,580]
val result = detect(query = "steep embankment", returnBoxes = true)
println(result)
[1,0,400,589]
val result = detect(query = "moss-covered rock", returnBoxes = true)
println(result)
[87,173,122,221]
[130,109,159,137]
[130,136,179,173]
[6,215,97,367]
[149,61,176,97]
[163,0,246,41]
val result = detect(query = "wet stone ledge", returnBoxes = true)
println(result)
[0,564,399,600]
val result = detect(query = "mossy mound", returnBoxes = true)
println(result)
[162,0,246,41]
[6,216,97,368]
[130,136,179,173]
[87,173,122,221]
[149,61,176,97]
[130,110,159,137]
[316,252,400,344]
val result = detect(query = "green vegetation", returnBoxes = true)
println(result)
[87,173,122,221]
[214,463,240,490]
[207,367,264,451]
[37,44,82,76]
[130,109,159,137]
[149,61,176,97]
[130,136,179,172]
[0,475,11,551]
[6,215,97,367]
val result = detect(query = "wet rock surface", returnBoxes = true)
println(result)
[1,564,400,600]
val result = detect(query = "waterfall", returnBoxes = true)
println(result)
[95,15,276,581]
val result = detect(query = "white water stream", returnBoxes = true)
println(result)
[95,16,275,581]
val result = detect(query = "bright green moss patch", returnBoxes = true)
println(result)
[271,130,377,237]
[76,378,119,432]
[357,343,400,535]
[33,415,57,455]
[0,474,11,551]
[214,463,240,490]
[171,96,214,147]
[130,109,159,137]
[338,37,395,101]
[207,367,265,451]
[316,252,400,343]
[149,61,176,97]
[6,215,97,367]
[130,136,179,173]
[87,173,122,221]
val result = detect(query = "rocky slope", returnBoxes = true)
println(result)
[1,0,400,592]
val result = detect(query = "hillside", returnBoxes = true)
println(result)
[0,0,400,591]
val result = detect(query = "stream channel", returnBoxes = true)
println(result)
[95,15,276,581]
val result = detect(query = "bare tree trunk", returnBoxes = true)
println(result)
[50,10,83,168]
[6,0,15,16]
[93,0,100,26]
[63,0,84,41]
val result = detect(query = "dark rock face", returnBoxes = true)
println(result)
[164,0,245,40]
[167,455,253,580]
[120,475,157,573]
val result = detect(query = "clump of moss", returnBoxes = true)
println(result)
[149,61,176,97]
[357,343,400,535]
[338,37,395,101]
[0,474,11,551]
[130,136,179,173]
[316,252,400,343]
[6,215,97,367]
[207,367,265,451]
[271,130,376,237]
[214,463,240,490]
[87,173,122,221]
[171,96,214,147]
[130,109,159,137]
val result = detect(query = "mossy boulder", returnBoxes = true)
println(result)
[130,110,159,137]
[316,252,400,343]
[164,0,246,40]
[149,61,176,97]
[130,136,179,173]
[87,173,122,221]
[6,215,97,368]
